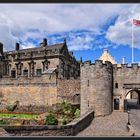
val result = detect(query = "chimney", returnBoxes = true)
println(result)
[42,38,47,47]
[104,49,108,53]
[80,57,83,63]
[15,43,20,51]
[122,57,125,64]
[64,37,66,44]
[0,42,3,54]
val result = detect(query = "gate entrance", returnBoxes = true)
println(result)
[124,89,140,111]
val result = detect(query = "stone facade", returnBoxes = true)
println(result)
[0,38,80,79]
[113,63,140,111]
[0,38,80,110]
[81,58,140,116]
[57,79,80,104]
[81,60,113,116]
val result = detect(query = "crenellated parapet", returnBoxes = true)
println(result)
[81,60,113,71]
[113,63,140,73]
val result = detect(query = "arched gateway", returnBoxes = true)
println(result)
[113,83,140,112]
[124,85,140,111]
[124,88,140,111]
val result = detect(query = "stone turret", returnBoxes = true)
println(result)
[0,42,3,55]
[43,38,47,46]
[40,38,47,48]
[15,43,20,51]
[0,42,4,77]
[81,60,113,116]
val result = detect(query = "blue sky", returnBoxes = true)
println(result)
[0,4,140,64]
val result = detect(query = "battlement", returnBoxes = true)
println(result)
[81,60,112,69]
[113,63,140,70]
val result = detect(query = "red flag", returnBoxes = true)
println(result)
[133,19,140,26]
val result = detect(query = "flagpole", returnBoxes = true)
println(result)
[132,19,134,64]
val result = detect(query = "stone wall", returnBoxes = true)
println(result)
[0,74,80,112]
[1,110,94,136]
[113,63,140,111]
[57,79,80,104]
[0,74,58,109]
[81,60,113,116]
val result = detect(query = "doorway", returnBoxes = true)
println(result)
[114,98,119,110]
[11,70,16,78]
[125,90,140,110]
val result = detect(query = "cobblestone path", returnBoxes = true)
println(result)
[77,111,131,136]
[129,109,140,136]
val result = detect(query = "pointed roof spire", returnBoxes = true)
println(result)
[99,49,117,64]
[122,56,125,64]
[80,57,83,63]
[64,37,66,44]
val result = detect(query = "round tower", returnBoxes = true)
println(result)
[81,60,113,116]
[94,60,113,116]
[0,42,3,55]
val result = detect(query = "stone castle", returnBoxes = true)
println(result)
[0,38,80,111]
[81,49,140,116]
[0,38,139,116]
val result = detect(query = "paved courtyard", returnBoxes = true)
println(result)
[128,109,140,136]
[77,111,131,136]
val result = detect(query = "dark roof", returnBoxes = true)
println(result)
[5,43,65,54]
[46,43,64,50]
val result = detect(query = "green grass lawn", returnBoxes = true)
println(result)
[0,113,38,119]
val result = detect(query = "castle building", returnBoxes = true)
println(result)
[0,38,80,111]
[81,49,140,117]
[99,49,117,64]
[99,49,121,67]
[0,38,80,79]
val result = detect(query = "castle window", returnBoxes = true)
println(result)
[42,60,49,71]
[11,70,16,78]
[115,83,118,88]
[23,69,28,76]
[87,80,89,87]
[36,69,42,76]
[88,100,89,107]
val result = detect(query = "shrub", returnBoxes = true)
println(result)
[45,114,58,125]
[0,119,9,125]
[61,100,72,114]
[74,109,80,118]
[62,116,70,125]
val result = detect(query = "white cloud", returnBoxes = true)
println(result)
[68,33,94,51]
[0,4,138,51]
[0,13,17,51]
[106,4,140,49]
[21,42,36,49]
